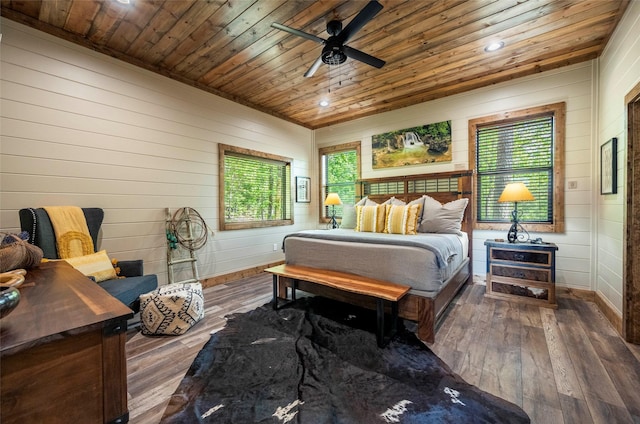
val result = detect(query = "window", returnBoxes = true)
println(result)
[469,102,565,233]
[219,143,292,230]
[319,141,361,222]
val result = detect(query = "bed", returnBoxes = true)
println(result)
[279,170,474,343]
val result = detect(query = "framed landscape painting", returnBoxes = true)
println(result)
[372,120,452,169]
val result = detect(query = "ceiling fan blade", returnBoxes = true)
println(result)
[337,0,383,44]
[343,46,385,69]
[304,56,324,77]
[271,23,325,44]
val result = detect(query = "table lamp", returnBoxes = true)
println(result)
[324,193,342,229]
[498,182,535,243]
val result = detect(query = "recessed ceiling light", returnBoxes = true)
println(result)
[116,0,131,4]
[319,100,330,107]
[484,42,504,52]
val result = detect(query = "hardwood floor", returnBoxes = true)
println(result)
[126,275,640,424]
[126,274,273,423]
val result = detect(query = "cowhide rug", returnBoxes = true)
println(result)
[161,297,530,423]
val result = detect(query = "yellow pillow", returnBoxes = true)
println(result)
[384,204,422,235]
[355,205,386,233]
[64,250,118,282]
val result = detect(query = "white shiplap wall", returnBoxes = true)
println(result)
[596,2,640,314]
[0,19,314,285]
[316,62,596,291]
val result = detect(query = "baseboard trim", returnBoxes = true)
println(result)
[556,286,595,302]
[540,286,623,336]
[201,261,284,288]
[594,290,623,335]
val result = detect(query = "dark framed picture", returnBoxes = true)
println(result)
[601,137,617,195]
[296,176,310,203]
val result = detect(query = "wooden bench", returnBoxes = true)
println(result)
[264,264,410,347]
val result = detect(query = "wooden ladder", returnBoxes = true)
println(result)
[166,208,200,285]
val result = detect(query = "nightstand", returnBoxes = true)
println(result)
[484,239,558,308]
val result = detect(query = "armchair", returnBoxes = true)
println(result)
[19,207,158,312]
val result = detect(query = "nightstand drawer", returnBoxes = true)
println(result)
[490,281,550,302]
[490,248,551,266]
[491,264,552,283]
[484,240,558,308]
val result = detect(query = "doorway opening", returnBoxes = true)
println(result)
[623,81,640,343]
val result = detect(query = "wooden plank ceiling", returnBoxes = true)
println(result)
[1,0,630,129]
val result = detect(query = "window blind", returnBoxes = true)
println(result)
[476,115,554,223]
[323,149,358,217]
[224,152,291,223]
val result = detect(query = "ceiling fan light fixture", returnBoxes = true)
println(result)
[322,46,347,66]
[484,41,504,52]
[271,1,385,77]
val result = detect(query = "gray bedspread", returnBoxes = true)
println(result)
[283,229,459,268]
[282,229,467,293]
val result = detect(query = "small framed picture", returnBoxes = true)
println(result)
[600,137,617,195]
[296,176,310,203]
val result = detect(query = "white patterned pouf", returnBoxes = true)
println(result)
[140,282,204,336]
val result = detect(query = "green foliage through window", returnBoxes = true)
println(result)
[476,115,554,223]
[322,147,359,218]
[219,144,292,230]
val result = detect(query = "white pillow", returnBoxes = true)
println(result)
[340,205,357,229]
[383,196,406,206]
[419,196,468,235]
[356,196,377,206]
[408,196,426,222]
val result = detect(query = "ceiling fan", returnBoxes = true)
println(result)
[271,0,386,77]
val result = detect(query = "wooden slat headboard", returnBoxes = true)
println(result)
[358,170,474,250]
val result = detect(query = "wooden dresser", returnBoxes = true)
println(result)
[484,239,559,308]
[0,261,133,424]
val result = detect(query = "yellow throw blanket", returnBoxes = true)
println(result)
[43,206,95,258]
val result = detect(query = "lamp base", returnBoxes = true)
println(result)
[327,205,339,229]
[507,205,522,243]
[507,223,519,243]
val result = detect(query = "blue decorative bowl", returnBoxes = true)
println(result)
[0,286,20,319]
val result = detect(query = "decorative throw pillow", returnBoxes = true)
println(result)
[64,250,118,282]
[419,196,469,235]
[384,203,422,235]
[340,205,357,229]
[408,196,426,222]
[355,204,386,233]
